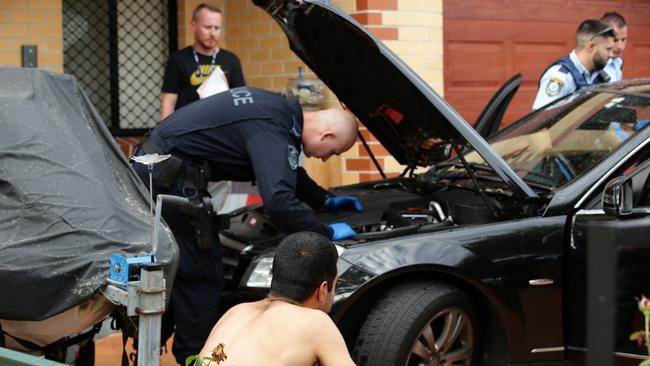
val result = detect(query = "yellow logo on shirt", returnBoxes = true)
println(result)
[545,77,564,97]
[190,65,220,86]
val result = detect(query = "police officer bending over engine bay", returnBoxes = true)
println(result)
[532,19,615,110]
[132,86,361,364]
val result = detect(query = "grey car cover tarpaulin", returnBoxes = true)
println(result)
[0,68,178,321]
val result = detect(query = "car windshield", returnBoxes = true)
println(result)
[462,85,650,189]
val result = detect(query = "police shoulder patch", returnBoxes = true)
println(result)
[287,145,299,170]
[545,77,564,97]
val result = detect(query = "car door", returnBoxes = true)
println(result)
[473,73,522,138]
[566,157,650,365]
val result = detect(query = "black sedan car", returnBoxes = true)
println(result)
[218,1,650,365]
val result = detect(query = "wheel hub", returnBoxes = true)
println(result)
[407,308,473,366]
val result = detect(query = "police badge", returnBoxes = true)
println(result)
[287,145,299,170]
[545,77,564,97]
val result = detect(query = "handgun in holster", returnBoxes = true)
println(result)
[191,199,231,251]
[189,196,216,251]
[182,162,231,250]
[185,162,216,251]
[161,194,230,251]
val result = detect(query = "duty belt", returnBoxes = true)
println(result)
[139,138,208,193]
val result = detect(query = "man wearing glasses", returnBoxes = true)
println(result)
[533,20,615,110]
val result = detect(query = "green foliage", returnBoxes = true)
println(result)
[185,354,211,366]
[631,295,650,365]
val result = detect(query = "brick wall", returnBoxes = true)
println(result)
[347,0,444,183]
[0,0,63,72]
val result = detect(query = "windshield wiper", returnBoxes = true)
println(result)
[510,169,556,191]
[437,161,496,175]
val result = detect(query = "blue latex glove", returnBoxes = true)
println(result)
[329,223,356,240]
[324,195,363,212]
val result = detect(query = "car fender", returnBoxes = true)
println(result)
[333,239,515,360]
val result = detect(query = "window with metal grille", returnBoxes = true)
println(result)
[63,0,176,135]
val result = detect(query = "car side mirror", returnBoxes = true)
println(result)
[602,176,634,216]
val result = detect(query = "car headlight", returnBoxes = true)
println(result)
[241,252,274,288]
[335,244,346,256]
[240,245,347,288]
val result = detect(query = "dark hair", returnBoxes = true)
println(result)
[192,3,221,21]
[601,12,627,29]
[576,19,616,49]
[270,232,338,302]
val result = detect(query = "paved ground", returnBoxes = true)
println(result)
[95,333,177,366]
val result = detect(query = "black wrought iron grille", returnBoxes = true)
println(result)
[63,0,176,135]
[62,0,111,125]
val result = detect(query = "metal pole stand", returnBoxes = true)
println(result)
[105,260,166,366]
[136,263,165,366]
[105,153,173,365]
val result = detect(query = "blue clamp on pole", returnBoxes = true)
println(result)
[109,253,155,289]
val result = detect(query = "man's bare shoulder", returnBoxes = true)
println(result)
[233,298,271,312]
[221,299,270,321]
[200,299,271,358]
[264,302,338,338]
[287,306,355,366]
[298,305,334,324]
[268,301,329,320]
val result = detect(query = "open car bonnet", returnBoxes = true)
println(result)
[253,0,537,198]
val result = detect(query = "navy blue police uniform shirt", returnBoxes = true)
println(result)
[162,46,246,110]
[150,87,333,238]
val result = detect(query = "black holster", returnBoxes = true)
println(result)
[159,195,230,252]
[185,162,215,251]
[190,196,216,251]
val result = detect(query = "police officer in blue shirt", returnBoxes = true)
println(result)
[532,20,615,110]
[601,11,628,82]
[132,86,360,364]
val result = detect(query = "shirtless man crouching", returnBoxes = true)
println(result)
[199,231,356,366]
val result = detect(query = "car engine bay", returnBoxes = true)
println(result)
[221,173,540,247]
[217,173,543,291]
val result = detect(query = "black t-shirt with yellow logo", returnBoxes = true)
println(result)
[162,46,245,110]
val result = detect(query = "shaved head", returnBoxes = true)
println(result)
[302,109,358,161]
[319,109,358,150]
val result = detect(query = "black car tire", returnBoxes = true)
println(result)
[353,281,477,366]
